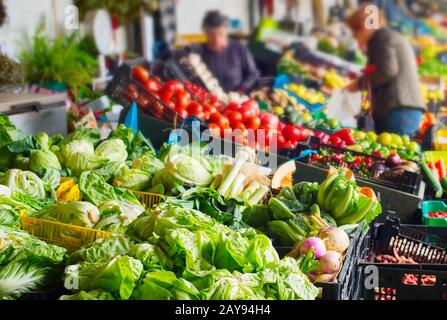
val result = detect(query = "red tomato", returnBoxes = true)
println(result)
[280,141,295,150]
[173,90,191,110]
[142,78,161,92]
[277,121,286,131]
[256,126,274,148]
[282,125,302,142]
[259,112,279,129]
[209,113,230,130]
[176,108,188,119]
[276,133,286,147]
[186,102,203,115]
[225,102,240,113]
[241,99,260,115]
[159,87,175,103]
[124,84,139,101]
[227,111,243,127]
[233,122,246,132]
[300,128,312,141]
[208,123,221,137]
[244,116,261,130]
[240,107,256,123]
[195,112,205,121]
[132,66,149,83]
[163,80,184,93]
[203,104,217,115]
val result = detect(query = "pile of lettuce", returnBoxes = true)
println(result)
[60,202,318,300]
[0,225,67,300]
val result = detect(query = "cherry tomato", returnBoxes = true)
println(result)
[240,107,256,123]
[176,108,188,119]
[132,66,149,83]
[300,128,312,141]
[280,141,295,150]
[173,90,191,110]
[124,84,139,101]
[241,99,260,115]
[256,126,275,148]
[203,104,217,115]
[282,125,302,142]
[187,102,203,115]
[163,80,184,93]
[259,112,279,129]
[159,87,175,103]
[227,111,243,127]
[142,78,161,92]
[244,116,261,130]
[276,133,286,147]
[277,121,286,131]
[225,102,240,113]
[209,113,230,130]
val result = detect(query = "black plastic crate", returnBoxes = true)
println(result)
[357,215,447,300]
[300,136,422,195]
[275,223,363,300]
[105,64,185,126]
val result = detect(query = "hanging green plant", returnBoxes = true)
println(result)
[75,0,159,24]
[19,23,98,101]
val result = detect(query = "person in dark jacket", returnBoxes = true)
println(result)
[345,4,426,136]
[176,10,260,93]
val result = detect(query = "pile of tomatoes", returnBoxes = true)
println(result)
[127,65,312,151]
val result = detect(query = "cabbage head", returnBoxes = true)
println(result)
[36,201,100,228]
[95,200,145,233]
[112,168,151,191]
[1,169,46,199]
[131,154,164,175]
[61,140,107,176]
[165,154,213,187]
[95,139,128,163]
[29,149,61,172]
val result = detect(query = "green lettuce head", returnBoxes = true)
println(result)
[1,169,46,199]
[112,168,151,191]
[36,201,100,228]
[95,139,128,163]
[61,140,106,176]
[29,149,61,172]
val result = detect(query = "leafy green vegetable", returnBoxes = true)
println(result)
[60,140,107,176]
[35,201,100,228]
[0,209,21,229]
[0,225,67,300]
[112,168,152,191]
[29,149,61,172]
[293,182,319,211]
[59,289,115,300]
[6,136,40,155]
[94,139,128,163]
[68,235,133,264]
[0,114,25,149]
[64,255,143,300]
[131,153,164,175]
[131,270,200,300]
[79,171,141,206]
[128,243,173,271]
[95,200,145,233]
[1,169,46,199]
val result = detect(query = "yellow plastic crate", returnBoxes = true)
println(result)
[132,191,164,208]
[20,212,110,252]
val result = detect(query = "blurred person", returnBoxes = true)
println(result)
[176,10,260,93]
[345,3,426,136]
